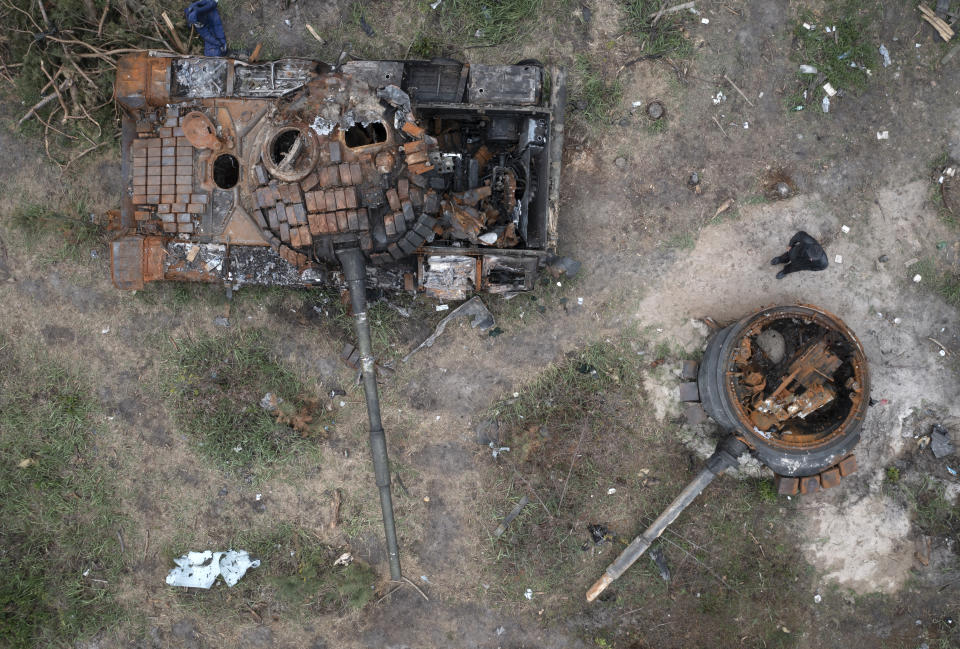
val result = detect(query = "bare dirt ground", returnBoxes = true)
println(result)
[2,1,960,648]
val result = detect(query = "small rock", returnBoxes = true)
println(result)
[646,101,665,120]
[214,316,230,327]
[615,157,627,169]
[931,424,955,459]
[688,172,700,186]
[878,254,889,263]
[775,182,791,198]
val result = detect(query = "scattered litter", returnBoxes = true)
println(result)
[524,588,533,600]
[496,626,505,636]
[430,0,442,7]
[588,524,609,545]
[803,22,814,30]
[821,96,830,113]
[700,17,709,24]
[493,495,529,537]
[841,225,850,234]
[333,552,353,566]
[893,317,902,324]
[214,316,230,327]
[877,131,889,140]
[255,493,262,501]
[823,83,837,97]
[814,593,822,603]
[420,575,430,583]
[649,545,671,583]
[607,488,617,495]
[577,297,584,306]
[232,445,242,453]
[165,550,260,589]
[879,44,892,67]
[905,257,920,267]
[825,25,836,33]
[404,296,495,362]
[930,425,955,459]
[101,326,110,334]
[743,121,749,129]
[948,466,958,476]
[834,254,843,264]
[799,64,818,74]
[17,458,35,469]
[489,442,511,459]
[260,393,282,411]
[631,100,644,107]
[939,350,947,357]
[712,91,725,105]
[478,232,498,245]
[913,274,923,283]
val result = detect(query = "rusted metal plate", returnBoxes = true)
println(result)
[468,64,541,105]
[774,475,799,496]
[837,454,858,477]
[819,467,842,489]
[681,359,699,381]
[799,475,822,494]
[111,236,144,290]
[683,403,709,425]
[182,111,221,150]
[678,382,700,402]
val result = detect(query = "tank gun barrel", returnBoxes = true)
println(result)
[337,245,402,581]
[586,437,746,602]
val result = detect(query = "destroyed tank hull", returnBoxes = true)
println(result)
[698,304,869,478]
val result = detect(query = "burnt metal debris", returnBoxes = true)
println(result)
[111,53,567,582]
[587,304,870,601]
[110,53,565,297]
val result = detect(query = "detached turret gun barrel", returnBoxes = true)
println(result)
[337,245,402,581]
[586,437,747,602]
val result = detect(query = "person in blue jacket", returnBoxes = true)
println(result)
[185,0,227,57]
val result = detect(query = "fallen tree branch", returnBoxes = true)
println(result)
[18,78,70,125]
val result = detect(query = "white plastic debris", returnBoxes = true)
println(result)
[700,17,709,24]
[429,0,442,8]
[841,225,850,234]
[823,82,837,97]
[799,64,818,74]
[255,493,262,501]
[420,575,430,583]
[821,96,830,113]
[436,304,449,311]
[101,327,110,334]
[478,232,498,245]
[524,588,533,600]
[631,100,644,107]
[879,44,891,67]
[913,274,922,283]
[577,297,584,306]
[893,317,902,325]
[166,550,260,589]
[333,552,353,566]
[712,91,725,105]
[802,22,814,30]
[877,131,889,140]
[814,593,822,603]
[743,121,749,129]
[834,255,843,264]
[607,488,617,495]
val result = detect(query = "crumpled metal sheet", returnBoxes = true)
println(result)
[165,550,261,589]
[402,295,494,362]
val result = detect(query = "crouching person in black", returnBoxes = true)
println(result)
[771,231,828,279]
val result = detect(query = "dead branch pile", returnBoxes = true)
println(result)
[0,0,189,169]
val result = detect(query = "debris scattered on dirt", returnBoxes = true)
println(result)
[333,552,353,566]
[649,545,671,583]
[260,392,282,411]
[587,524,609,546]
[403,296,495,361]
[493,495,529,537]
[545,254,581,278]
[165,550,260,588]
[930,424,955,458]
[879,44,892,67]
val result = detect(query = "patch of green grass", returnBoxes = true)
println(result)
[0,340,126,648]
[571,54,622,126]
[167,523,377,617]
[913,258,960,307]
[646,117,667,134]
[664,232,696,249]
[788,1,879,109]
[893,476,960,548]
[885,466,901,484]
[434,0,543,46]
[409,32,443,58]
[620,0,695,58]
[10,201,104,262]
[163,330,329,474]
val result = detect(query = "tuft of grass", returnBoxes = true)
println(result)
[571,54,622,125]
[894,477,960,546]
[620,0,695,58]
[788,1,879,109]
[434,0,543,46]
[664,232,696,249]
[0,340,126,648]
[913,258,960,307]
[10,201,104,262]
[163,330,329,473]
[409,32,443,58]
[885,466,901,484]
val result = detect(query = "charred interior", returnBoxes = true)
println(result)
[729,317,862,445]
[110,55,565,297]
